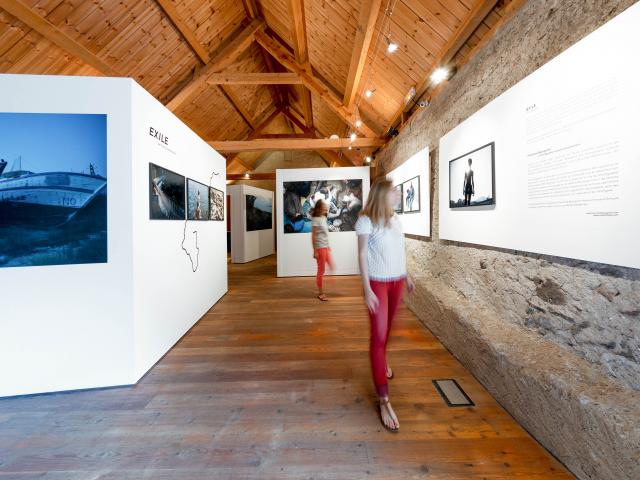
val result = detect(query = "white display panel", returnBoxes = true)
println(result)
[0,75,227,397]
[386,147,430,237]
[229,184,275,264]
[276,167,370,277]
[439,3,640,269]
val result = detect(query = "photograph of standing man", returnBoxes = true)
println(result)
[463,158,474,206]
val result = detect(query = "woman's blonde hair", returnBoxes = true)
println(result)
[361,179,394,226]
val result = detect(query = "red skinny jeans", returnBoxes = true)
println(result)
[368,278,404,397]
[315,248,333,291]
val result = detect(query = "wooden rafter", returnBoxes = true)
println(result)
[210,137,384,152]
[343,0,383,109]
[0,0,120,76]
[224,107,283,169]
[227,172,275,180]
[206,72,302,85]
[385,0,498,132]
[288,0,314,129]
[166,18,264,111]
[218,85,257,129]
[255,30,377,138]
[155,0,209,63]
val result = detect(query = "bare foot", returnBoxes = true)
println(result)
[379,397,399,432]
[317,293,328,301]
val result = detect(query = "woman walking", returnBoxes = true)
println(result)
[311,199,335,301]
[356,180,414,432]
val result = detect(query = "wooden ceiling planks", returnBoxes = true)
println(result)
[0,0,525,163]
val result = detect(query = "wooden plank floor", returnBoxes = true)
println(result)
[0,255,574,479]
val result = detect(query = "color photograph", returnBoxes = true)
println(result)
[245,194,272,231]
[209,187,224,221]
[149,163,185,220]
[187,178,210,220]
[393,184,403,214]
[402,176,420,213]
[0,112,107,268]
[449,142,495,208]
[283,179,363,233]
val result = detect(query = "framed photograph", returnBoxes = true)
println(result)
[245,194,272,231]
[283,179,363,233]
[149,163,185,220]
[0,112,107,268]
[393,184,403,214]
[449,142,495,208]
[209,186,224,221]
[401,176,420,213]
[187,178,210,220]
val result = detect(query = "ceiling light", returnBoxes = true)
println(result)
[350,132,357,142]
[365,156,372,163]
[355,119,362,128]
[244,172,250,178]
[386,39,398,54]
[329,133,339,139]
[348,146,353,150]
[364,89,375,98]
[431,67,450,85]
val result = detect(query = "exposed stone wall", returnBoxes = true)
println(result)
[375,1,640,479]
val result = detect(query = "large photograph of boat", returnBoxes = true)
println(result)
[0,112,108,268]
[149,163,185,220]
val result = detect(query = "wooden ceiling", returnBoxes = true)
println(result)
[0,0,523,174]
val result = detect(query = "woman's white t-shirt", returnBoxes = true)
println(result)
[355,214,406,281]
[311,215,330,249]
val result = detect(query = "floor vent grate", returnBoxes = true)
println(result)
[432,379,475,407]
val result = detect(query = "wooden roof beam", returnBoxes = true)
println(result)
[288,0,314,129]
[385,0,498,132]
[206,72,302,85]
[0,0,120,76]
[255,30,377,138]
[166,18,264,111]
[218,85,257,129]
[343,0,383,109]
[210,137,385,152]
[156,0,209,63]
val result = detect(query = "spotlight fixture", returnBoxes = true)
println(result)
[386,37,398,54]
[350,132,357,142]
[348,145,353,151]
[431,67,450,85]
[365,156,372,163]
[364,89,375,98]
[244,172,250,178]
[355,119,362,128]
[387,127,399,138]
[329,133,339,140]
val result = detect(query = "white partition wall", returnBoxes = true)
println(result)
[131,83,228,379]
[386,147,430,237]
[0,75,227,397]
[228,184,274,263]
[438,3,640,269]
[276,167,370,277]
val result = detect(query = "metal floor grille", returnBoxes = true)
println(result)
[432,379,475,407]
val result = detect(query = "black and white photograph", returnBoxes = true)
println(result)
[245,194,272,231]
[0,112,107,268]
[149,163,185,220]
[283,179,363,233]
[393,184,403,214]
[187,178,210,220]
[449,142,495,208]
[401,176,420,213]
[209,187,224,221]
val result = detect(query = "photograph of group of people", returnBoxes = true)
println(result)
[149,162,224,221]
[283,179,363,233]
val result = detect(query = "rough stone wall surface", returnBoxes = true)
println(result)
[375,1,640,479]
